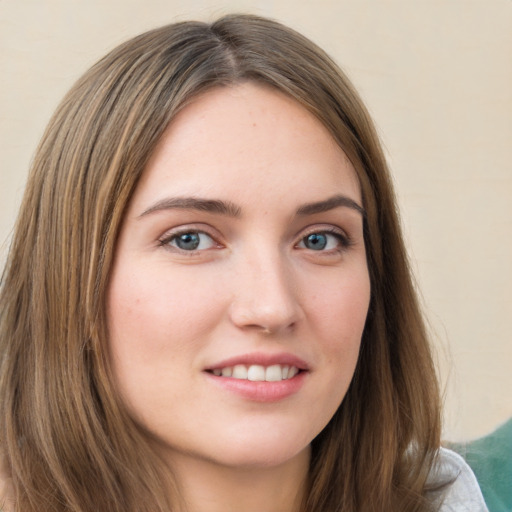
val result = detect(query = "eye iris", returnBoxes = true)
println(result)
[305,233,327,250]
[176,233,200,250]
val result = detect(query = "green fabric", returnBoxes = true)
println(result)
[450,418,512,512]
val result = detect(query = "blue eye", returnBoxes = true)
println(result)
[298,232,344,251]
[166,231,215,251]
[303,233,328,250]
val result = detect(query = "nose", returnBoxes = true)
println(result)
[228,250,302,335]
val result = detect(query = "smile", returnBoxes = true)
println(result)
[210,364,300,381]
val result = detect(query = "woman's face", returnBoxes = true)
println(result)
[107,83,370,470]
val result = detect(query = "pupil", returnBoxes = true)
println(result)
[177,233,200,250]
[306,233,327,250]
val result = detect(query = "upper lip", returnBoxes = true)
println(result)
[204,352,310,371]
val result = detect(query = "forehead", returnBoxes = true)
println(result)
[131,83,361,213]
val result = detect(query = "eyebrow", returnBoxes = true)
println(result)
[296,195,365,216]
[139,197,242,218]
[138,194,364,219]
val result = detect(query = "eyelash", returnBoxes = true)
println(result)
[297,227,352,253]
[158,228,218,254]
[158,226,352,255]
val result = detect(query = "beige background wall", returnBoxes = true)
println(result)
[1,0,510,442]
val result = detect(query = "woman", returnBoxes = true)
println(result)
[0,14,487,512]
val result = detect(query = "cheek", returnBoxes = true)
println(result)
[106,263,225,420]
[308,267,370,345]
[105,270,228,434]
[305,265,370,396]
[107,262,224,355]
[297,268,370,438]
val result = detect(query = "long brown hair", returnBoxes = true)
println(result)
[0,14,442,511]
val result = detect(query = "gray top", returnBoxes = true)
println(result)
[436,448,489,511]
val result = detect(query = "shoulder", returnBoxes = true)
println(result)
[432,447,489,512]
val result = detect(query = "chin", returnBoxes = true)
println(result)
[149,424,313,471]
[204,426,314,469]
[205,442,311,471]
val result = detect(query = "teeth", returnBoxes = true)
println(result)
[288,366,299,378]
[211,364,300,381]
[265,364,283,382]
[247,365,265,381]
[221,367,232,377]
[232,365,248,379]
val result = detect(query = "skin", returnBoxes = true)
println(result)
[107,82,371,512]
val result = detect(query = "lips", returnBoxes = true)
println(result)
[204,353,308,402]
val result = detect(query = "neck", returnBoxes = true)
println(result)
[167,448,310,512]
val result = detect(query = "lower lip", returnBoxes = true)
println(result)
[205,371,307,402]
